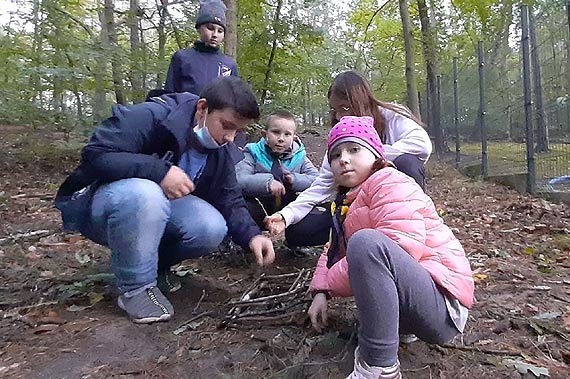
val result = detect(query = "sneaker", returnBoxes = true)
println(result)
[288,246,320,257]
[157,269,182,293]
[400,334,418,344]
[117,286,174,324]
[346,347,401,379]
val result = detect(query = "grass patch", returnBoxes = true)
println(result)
[552,234,570,252]
[460,141,570,179]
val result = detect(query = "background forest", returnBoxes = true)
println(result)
[0,0,568,161]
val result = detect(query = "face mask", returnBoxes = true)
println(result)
[194,110,226,149]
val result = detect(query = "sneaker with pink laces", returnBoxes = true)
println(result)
[345,347,401,379]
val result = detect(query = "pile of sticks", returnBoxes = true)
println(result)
[223,269,313,326]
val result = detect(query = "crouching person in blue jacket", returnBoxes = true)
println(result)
[55,77,275,324]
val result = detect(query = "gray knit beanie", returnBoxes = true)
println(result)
[195,0,227,30]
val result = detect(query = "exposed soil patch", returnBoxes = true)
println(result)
[1,125,569,378]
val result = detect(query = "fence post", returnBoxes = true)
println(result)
[477,41,488,177]
[453,57,460,168]
[521,5,536,194]
[436,74,442,158]
[529,7,549,152]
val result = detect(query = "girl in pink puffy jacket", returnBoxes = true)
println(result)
[307,116,474,379]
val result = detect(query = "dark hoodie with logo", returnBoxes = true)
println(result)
[55,92,260,248]
[164,41,238,95]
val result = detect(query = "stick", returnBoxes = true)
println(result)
[229,300,311,320]
[0,230,53,245]
[438,343,523,356]
[173,311,212,335]
[227,286,306,305]
[192,289,206,313]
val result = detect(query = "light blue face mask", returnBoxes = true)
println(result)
[194,111,226,149]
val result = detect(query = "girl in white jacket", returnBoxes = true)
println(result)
[265,71,432,247]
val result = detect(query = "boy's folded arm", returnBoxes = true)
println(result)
[238,173,275,197]
[289,158,320,192]
[235,154,274,196]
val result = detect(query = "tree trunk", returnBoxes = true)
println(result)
[223,0,238,59]
[104,0,124,104]
[417,0,445,155]
[529,10,549,152]
[30,0,42,104]
[94,4,109,122]
[566,0,570,103]
[52,28,64,113]
[260,0,283,104]
[398,0,420,118]
[129,0,144,103]
[156,0,168,87]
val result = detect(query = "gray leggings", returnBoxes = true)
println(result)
[347,229,459,367]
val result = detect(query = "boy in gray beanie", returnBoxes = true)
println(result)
[164,0,237,96]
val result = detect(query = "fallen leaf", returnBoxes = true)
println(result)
[563,315,570,330]
[33,324,60,334]
[524,247,536,255]
[67,304,92,312]
[74,251,91,265]
[157,355,167,364]
[473,273,488,282]
[40,271,53,278]
[503,359,548,377]
[561,350,570,365]
[88,293,104,305]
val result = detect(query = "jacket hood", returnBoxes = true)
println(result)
[149,92,200,155]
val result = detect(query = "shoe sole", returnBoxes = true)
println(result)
[117,296,173,324]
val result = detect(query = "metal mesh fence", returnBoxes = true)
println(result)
[439,3,570,194]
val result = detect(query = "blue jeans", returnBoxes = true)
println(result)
[82,178,227,293]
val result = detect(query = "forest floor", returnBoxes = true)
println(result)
[1,124,570,379]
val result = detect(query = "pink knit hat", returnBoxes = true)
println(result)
[327,116,385,161]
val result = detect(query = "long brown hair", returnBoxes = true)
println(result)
[327,71,424,142]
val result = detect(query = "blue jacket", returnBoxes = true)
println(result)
[55,92,260,248]
[164,41,238,95]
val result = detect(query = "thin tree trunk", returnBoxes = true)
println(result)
[223,0,237,59]
[129,0,144,103]
[94,6,109,122]
[417,0,445,155]
[104,0,124,104]
[529,10,549,152]
[156,0,168,87]
[398,0,420,117]
[260,0,283,104]
[30,0,42,104]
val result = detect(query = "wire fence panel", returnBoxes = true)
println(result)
[439,3,570,194]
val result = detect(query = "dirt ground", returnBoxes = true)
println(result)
[1,124,569,379]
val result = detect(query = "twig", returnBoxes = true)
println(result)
[438,343,523,356]
[173,311,212,335]
[229,300,311,320]
[228,286,306,305]
[0,230,53,245]
[227,311,303,323]
[192,289,206,313]
[267,329,356,378]
[10,193,54,200]
[1,300,59,319]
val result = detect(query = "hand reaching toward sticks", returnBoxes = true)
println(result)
[308,293,328,332]
[249,235,275,266]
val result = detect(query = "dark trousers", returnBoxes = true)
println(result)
[347,229,459,366]
[392,153,426,191]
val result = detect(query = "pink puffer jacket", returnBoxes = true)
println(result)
[310,168,474,308]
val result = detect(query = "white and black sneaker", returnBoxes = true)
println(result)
[118,287,174,324]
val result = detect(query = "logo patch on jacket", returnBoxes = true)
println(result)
[218,64,232,77]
